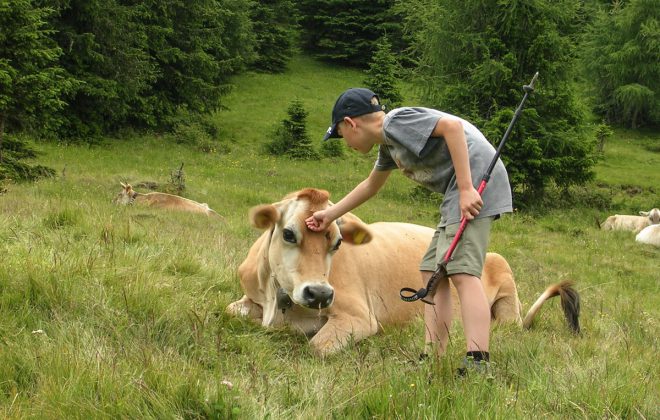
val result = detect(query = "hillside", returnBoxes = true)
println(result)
[0,55,658,418]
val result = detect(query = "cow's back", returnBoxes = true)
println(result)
[139,192,211,214]
[328,222,433,325]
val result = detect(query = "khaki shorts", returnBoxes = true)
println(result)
[419,216,494,278]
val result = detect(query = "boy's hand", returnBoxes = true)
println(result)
[305,210,332,232]
[459,187,483,220]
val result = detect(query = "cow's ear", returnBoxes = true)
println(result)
[339,220,372,245]
[249,204,280,229]
[337,211,364,225]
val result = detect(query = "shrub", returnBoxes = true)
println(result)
[0,135,55,182]
[265,100,319,160]
[167,107,228,154]
[320,139,344,158]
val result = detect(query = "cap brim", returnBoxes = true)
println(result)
[322,124,340,141]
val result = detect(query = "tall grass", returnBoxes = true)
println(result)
[0,55,658,418]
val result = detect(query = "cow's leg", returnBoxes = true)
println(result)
[309,312,378,357]
[226,295,263,322]
[489,279,522,325]
[490,294,522,325]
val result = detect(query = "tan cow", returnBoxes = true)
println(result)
[226,188,580,356]
[113,182,223,219]
[600,208,660,233]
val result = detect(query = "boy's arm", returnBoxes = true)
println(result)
[305,168,391,231]
[432,118,483,220]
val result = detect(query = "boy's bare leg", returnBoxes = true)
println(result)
[422,270,452,357]
[451,273,490,352]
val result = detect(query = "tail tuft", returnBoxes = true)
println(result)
[523,280,581,334]
[557,281,580,334]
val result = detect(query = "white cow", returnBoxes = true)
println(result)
[600,208,660,233]
[635,224,660,247]
[226,188,580,356]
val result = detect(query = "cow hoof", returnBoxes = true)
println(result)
[226,299,263,320]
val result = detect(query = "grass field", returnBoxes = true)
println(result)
[0,55,658,418]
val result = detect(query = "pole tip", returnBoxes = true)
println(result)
[524,72,539,93]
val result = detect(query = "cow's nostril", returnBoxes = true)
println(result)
[303,287,315,302]
[302,285,334,308]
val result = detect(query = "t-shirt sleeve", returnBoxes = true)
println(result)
[383,108,441,157]
[374,144,398,171]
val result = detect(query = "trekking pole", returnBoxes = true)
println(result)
[400,72,539,304]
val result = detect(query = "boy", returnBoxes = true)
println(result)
[305,88,513,371]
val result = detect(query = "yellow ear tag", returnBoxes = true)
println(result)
[353,230,366,245]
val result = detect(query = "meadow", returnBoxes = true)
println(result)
[0,56,658,418]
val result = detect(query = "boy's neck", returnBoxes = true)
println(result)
[367,112,386,144]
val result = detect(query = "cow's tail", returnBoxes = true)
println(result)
[522,281,580,334]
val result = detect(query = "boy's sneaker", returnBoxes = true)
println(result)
[456,356,491,377]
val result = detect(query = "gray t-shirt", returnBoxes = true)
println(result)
[376,107,513,226]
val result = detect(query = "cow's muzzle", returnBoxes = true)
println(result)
[301,284,334,309]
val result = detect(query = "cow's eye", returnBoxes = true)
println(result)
[283,228,297,244]
[332,238,342,251]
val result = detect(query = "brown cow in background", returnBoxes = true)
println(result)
[113,182,223,219]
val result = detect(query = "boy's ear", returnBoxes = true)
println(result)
[343,116,357,130]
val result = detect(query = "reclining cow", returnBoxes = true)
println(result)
[113,182,223,219]
[226,188,580,356]
[599,208,660,233]
[636,224,660,247]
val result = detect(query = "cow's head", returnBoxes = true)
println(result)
[113,182,136,205]
[640,208,660,224]
[249,188,372,309]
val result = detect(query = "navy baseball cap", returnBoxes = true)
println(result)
[323,88,384,141]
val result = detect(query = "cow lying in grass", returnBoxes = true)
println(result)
[113,182,223,218]
[636,224,660,247]
[226,188,580,356]
[600,208,660,233]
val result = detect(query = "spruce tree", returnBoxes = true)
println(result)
[582,0,659,128]
[401,0,596,199]
[363,36,403,110]
[266,100,319,160]
[0,0,69,180]
[320,137,344,158]
[135,0,255,126]
[250,0,297,73]
[50,0,155,137]
[298,0,405,67]
[47,0,255,138]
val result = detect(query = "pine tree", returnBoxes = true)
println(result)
[47,0,255,138]
[363,36,403,110]
[297,0,405,67]
[320,137,344,158]
[250,0,297,73]
[135,0,255,127]
[50,0,155,137]
[401,0,596,199]
[0,0,70,180]
[266,100,319,160]
[582,0,659,128]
